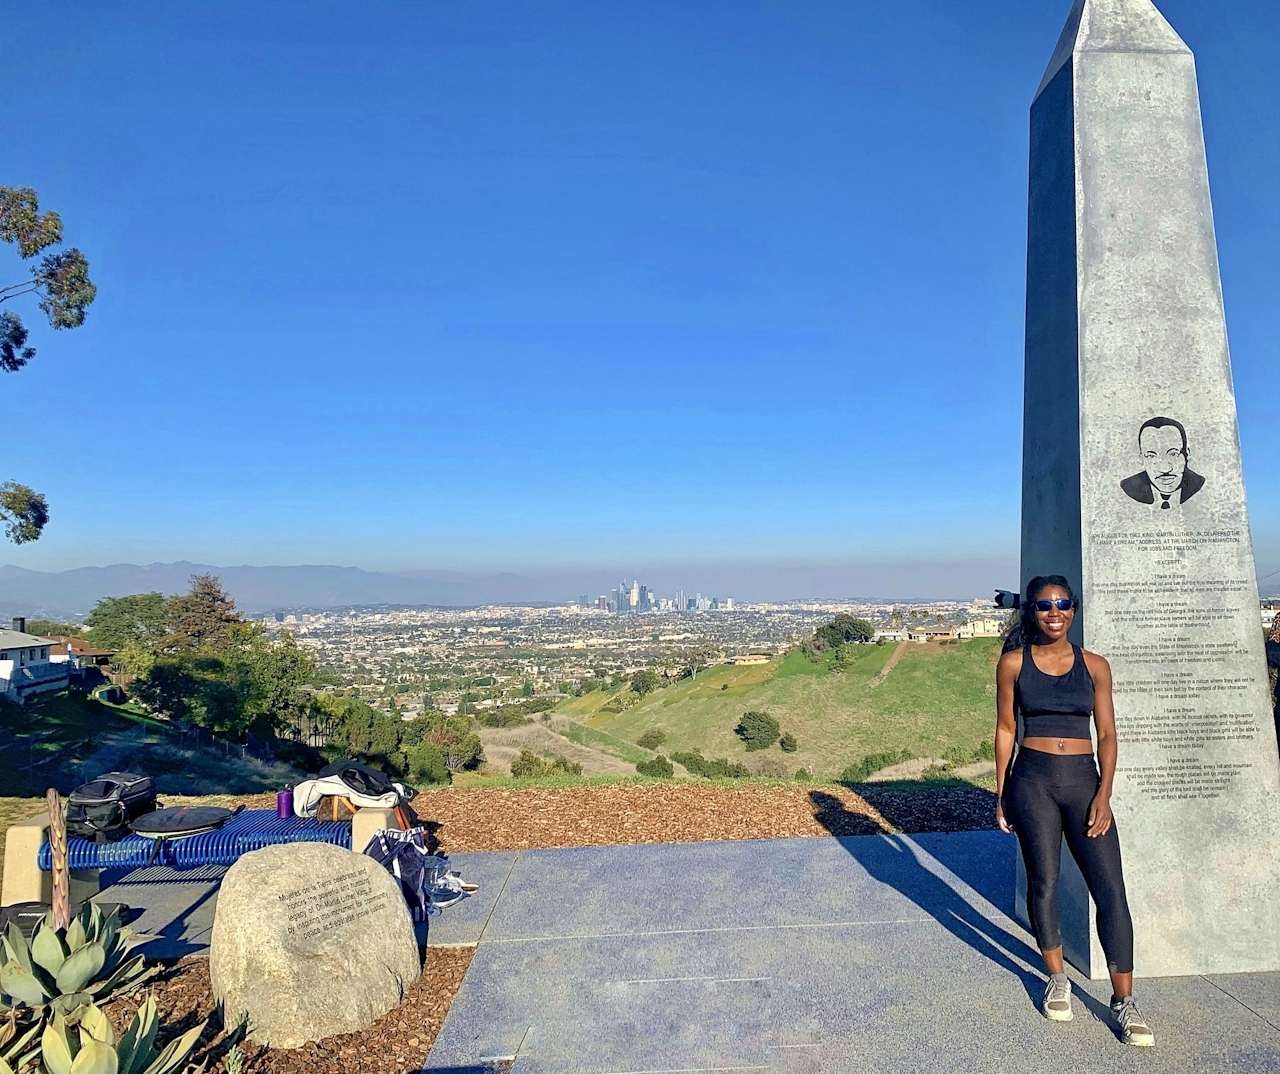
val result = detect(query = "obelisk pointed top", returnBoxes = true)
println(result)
[1036,0,1190,100]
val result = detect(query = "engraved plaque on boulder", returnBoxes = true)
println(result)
[210,841,420,1047]
[1020,0,1280,978]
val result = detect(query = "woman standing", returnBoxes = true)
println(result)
[994,575,1154,1046]
[1266,611,1280,747]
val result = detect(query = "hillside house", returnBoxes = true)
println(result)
[908,626,955,642]
[956,618,1006,640]
[0,620,71,704]
[873,629,909,643]
[46,636,116,670]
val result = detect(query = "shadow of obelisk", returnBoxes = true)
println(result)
[1020,0,1280,978]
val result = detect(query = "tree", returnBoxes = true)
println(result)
[815,615,875,648]
[630,669,660,695]
[735,710,781,752]
[229,626,318,739]
[0,188,97,358]
[405,742,450,785]
[85,593,169,650]
[679,644,719,680]
[23,619,79,638]
[0,188,97,544]
[520,680,534,697]
[167,574,241,650]
[401,711,483,772]
[0,481,48,544]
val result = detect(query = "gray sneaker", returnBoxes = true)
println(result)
[1042,974,1073,1021]
[1111,996,1154,1046]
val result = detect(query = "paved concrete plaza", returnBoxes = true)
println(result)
[100,824,1280,1073]
[424,829,1280,1073]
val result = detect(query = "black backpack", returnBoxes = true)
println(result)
[66,772,157,843]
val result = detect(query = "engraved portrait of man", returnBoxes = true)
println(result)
[1120,416,1205,510]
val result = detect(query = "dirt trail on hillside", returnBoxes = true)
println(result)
[477,723,635,776]
[868,640,909,687]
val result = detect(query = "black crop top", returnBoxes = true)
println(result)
[1016,643,1094,741]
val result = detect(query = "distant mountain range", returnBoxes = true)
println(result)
[0,557,1025,620]
[0,562,569,619]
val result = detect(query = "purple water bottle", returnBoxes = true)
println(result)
[277,785,294,819]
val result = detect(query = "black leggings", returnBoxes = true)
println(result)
[1004,748,1134,974]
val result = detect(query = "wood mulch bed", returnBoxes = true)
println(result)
[96,780,994,1072]
[100,946,475,1074]
[405,780,997,851]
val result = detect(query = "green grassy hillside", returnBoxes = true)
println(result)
[556,639,1001,779]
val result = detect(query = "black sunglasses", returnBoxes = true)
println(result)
[1033,599,1074,611]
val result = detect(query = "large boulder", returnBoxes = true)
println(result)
[210,841,420,1048]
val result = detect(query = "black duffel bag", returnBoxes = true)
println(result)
[66,772,157,843]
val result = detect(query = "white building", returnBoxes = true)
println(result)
[957,618,1007,640]
[0,627,71,705]
[873,629,909,643]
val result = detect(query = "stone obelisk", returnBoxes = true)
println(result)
[1020,0,1280,978]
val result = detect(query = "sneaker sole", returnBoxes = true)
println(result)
[1043,1006,1073,1022]
[1122,1031,1154,1047]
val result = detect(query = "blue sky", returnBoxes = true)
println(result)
[1,0,1276,595]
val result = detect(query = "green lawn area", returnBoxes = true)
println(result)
[0,693,140,798]
[560,640,1001,779]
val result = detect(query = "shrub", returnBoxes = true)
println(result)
[477,709,533,728]
[779,732,798,753]
[752,754,789,778]
[635,754,674,778]
[671,749,749,779]
[793,768,813,781]
[405,742,450,785]
[943,740,996,765]
[920,763,950,781]
[839,748,913,783]
[735,710,781,752]
[637,728,667,751]
[510,749,584,779]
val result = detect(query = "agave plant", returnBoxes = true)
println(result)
[0,1011,41,1073]
[0,903,155,1020]
[5,998,207,1074]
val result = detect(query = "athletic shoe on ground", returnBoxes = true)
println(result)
[1111,996,1154,1046]
[1042,974,1073,1021]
